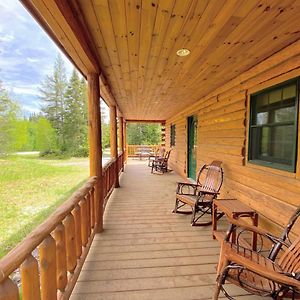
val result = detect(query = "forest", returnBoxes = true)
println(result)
[0,55,161,157]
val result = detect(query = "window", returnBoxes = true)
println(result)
[170,124,176,146]
[248,79,298,172]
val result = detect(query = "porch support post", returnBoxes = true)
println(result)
[119,117,125,171]
[161,121,166,147]
[87,73,103,232]
[109,105,120,188]
[124,121,127,162]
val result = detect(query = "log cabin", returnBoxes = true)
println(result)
[1,0,300,299]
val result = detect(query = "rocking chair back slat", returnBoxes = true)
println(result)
[269,206,300,260]
[200,161,223,194]
[278,237,300,274]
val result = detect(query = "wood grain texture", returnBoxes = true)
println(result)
[70,160,262,299]
[166,40,300,237]
[22,0,300,120]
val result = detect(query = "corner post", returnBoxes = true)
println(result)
[109,105,120,188]
[119,117,125,171]
[124,121,127,162]
[87,73,103,232]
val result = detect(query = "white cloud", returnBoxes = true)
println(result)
[27,57,39,63]
[11,85,40,96]
[0,34,14,42]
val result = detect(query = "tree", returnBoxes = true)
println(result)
[64,70,88,156]
[39,54,67,150]
[36,117,57,152]
[127,123,161,145]
[0,83,19,154]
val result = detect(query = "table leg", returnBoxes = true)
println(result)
[212,203,217,239]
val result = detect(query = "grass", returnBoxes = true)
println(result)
[0,154,89,258]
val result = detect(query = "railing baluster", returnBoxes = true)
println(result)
[72,204,82,259]
[53,223,67,292]
[0,278,19,300]
[90,189,95,228]
[21,254,41,300]
[63,214,77,273]
[80,198,88,246]
[86,194,91,237]
[39,235,57,300]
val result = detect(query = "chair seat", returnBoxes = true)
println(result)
[176,194,215,207]
[225,243,282,295]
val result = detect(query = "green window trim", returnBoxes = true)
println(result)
[248,78,299,172]
[170,124,176,147]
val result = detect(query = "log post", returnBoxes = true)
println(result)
[109,105,120,188]
[124,121,127,162]
[119,117,124,171]
[87,73,103,232]
[161,121,166,148]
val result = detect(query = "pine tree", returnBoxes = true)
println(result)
[39,54,67,150]
[64,70,88,156]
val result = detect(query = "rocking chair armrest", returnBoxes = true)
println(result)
[176,182,200,195]
[225,217,283,244]
[177,182,201,188]
[224,247,300,290]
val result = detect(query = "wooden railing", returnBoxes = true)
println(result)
[103,152,124,209]
[0,153,124,300]
[126,145,159,157]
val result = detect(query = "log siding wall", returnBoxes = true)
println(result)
[166,40,300,236]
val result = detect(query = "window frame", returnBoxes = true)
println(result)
[170,124,176,147]
[248,78,299,173]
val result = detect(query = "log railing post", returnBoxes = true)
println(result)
[87,73,103,232]
[21,255,41,300]
[110,105,120,187]
[39,235,57,300]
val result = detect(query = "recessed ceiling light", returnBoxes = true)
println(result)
[176,48,190,57]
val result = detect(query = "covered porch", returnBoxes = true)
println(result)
[71,160,259,300]
[1,1,300,299]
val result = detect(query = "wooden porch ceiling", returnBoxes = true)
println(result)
[22,0,300,120]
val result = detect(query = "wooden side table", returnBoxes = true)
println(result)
[212,199,258,250]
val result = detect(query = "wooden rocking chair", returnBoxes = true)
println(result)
[151,149,172,174]
[148,146,165,167]
[173,160,223,226]
[214,206,300,299]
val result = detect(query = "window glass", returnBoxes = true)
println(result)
[269,89,282,104]
[274,106,295,123]
[283,85,296,99]
[256,112,268,125]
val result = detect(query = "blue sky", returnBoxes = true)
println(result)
[0,0,74,115]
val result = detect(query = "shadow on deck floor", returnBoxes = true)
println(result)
[71,160,263,300]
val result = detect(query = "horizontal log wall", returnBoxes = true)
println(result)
[166,40,300,236]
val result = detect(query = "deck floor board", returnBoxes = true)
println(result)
[71,160,263,300]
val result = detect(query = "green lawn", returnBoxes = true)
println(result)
[0,154,89,258]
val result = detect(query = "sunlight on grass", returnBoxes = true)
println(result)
[0,155,89,257]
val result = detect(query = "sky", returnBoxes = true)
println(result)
[0,0,74,115]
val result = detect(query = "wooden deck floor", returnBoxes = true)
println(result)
[71,160,263,300]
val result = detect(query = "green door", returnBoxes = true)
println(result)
[187,115,197,180]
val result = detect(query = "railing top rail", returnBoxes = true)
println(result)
[103,158,116,170]
[0,176,97,283]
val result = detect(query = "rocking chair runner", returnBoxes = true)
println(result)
[151,149,172,173]
[173,160,223,226]
[214,206,300,299]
